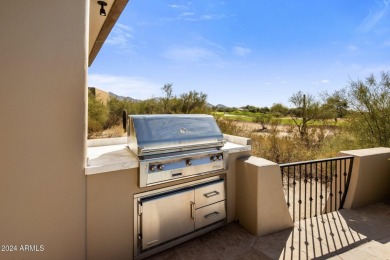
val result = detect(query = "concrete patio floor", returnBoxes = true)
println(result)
[145,201,390,260]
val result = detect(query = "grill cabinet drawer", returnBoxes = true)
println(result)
[195,180,225,208]
[195,201,226,230]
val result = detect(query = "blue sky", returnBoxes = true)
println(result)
[89,0,390,107]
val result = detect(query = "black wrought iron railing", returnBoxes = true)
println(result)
[280,156,354,222]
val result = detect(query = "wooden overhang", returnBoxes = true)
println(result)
[89,0,129,66]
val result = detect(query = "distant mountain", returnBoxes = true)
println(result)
[215,104,228,109]
[108,92,222,108]
[109,92,141,102]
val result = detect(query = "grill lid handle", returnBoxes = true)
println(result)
[122,110,128,132]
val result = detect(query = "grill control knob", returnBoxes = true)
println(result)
[211,156,217,161]
[218,154,223,160]
[157,164,165,171]
[149,165,157,172]
[186,159,192,166]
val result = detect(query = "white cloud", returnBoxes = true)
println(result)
[165,2,231,22]
[169,4,181,9]
[179,12,195,17]
[362,64,390,74]
[115,23,132,31]
[88,74,161,99]
[105,23,134,52]
[312,79,330,85]
[232,46,251,56]
[168,4,189,9]
[168,13,227,22]
[347,44,359,52]
[358,0,390,32]
[200,14,213,20]
[162,46,218,62]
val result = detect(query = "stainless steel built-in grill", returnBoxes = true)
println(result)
[127,114,227,187]
[128,114,229,259]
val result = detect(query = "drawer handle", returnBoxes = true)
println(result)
[203,191,219,198]
[190,201,195,220]
[204,211,220,219]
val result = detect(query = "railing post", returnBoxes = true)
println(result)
[339,157,354,209]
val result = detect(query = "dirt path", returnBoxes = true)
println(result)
[235,121,292,133]
[234,121,336,138]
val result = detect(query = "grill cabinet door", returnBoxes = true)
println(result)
[141,189,194,250]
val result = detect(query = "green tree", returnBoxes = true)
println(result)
[138,98,161,114]
[243,105,262,113]
[347,72,390,147]
[289,91,320,141]
[259,107,270,113]
[161,83,173,113]
[321,90,348,122]
[178,91,208,114]
[107,97,139,127]
[270,103,289,117]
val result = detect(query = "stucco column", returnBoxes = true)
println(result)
[339,147,390,209]
[236,156,293,236]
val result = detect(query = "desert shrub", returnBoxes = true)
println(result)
[318,130,361,158]
[215,117,246,137]
[250,127,315,164]
[88,119,105,134]
[253,114,272,131]
[107,97,140,127]
[249,124,363,163]
[346,72,390,147]
[103,125,125,138]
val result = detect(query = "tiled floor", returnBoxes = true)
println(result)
[146,201,390,260]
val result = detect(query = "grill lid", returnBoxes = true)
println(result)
[127,114,225,156]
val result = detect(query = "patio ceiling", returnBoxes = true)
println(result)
[89,0,129,66]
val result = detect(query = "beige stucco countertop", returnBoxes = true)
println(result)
[85,134,251,175]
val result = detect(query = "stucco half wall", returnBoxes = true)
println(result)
[236,156,294,236]
[339,147,390,209]
[86,150,250,259]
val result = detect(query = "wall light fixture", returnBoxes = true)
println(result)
[97,1,107,16]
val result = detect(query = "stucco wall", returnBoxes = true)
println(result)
[87,169,136,260]
[0,1,88,259]
[236,156,293,236]
[339,147,390,209]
